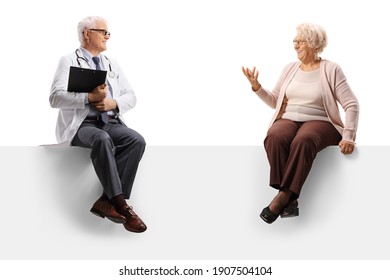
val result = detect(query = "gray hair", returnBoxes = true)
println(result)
[77,16,107,45]
[296,23,328,54]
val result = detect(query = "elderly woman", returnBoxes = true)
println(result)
[242,23,359,224]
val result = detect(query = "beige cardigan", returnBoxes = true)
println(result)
[254,59,359,142]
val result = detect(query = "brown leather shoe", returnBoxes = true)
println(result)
[90,198,127,224]
[122,206,147,233]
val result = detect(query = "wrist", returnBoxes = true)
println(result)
[252,83,261,92]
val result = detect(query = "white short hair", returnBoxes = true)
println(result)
[77,16,107,45]
[296,23,328,54]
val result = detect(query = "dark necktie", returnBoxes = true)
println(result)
[92,56,108,123]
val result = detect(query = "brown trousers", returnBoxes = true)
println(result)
[264,118,342,198]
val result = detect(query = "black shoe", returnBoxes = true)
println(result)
[280,200,299,218]
[260,206,279,224]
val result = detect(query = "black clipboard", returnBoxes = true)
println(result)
[67,66,107,92]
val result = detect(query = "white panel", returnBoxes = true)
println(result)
[0,146,387,259]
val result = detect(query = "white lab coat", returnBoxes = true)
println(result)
[49,48,136,145]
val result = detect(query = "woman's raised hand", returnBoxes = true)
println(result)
[242,66,261,91]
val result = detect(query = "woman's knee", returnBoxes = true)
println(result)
[264,130,290,148]
[264,119,297,147]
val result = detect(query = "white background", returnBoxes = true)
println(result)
[0,0,388,146]
[1,1,389,278]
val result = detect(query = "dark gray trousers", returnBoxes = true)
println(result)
[72,119,146,199]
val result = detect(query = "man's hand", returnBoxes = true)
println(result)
[91,98,117,111]
[88,84,107,103]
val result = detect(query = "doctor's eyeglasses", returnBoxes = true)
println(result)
[89,29,111,37]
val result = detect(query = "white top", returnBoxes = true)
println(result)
[282,68,329,122]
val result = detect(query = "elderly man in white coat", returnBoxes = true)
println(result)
[50,16,147,233]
